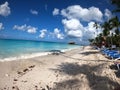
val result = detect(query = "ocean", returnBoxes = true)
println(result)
[0,39,80,61]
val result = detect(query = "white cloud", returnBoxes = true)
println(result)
[62,19,83,38]
[39,28,64,39]
[52,5,106,44]
[13,24,37,34]
[67,30,82,38]
[54,28,64,39]
[62,19,83,30]
[52,5,113,44]
[13,24,27,31]
[84,22,101,39]
[0,2,11,17]
[104,9,112,20]
[0,23,4,30]
[27,26,37,33]
[61,5,103,22]
[62,18,102,44]
[53,8,59,15]
[30,9,38,15]
[39,29,47,38]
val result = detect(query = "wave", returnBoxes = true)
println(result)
[0,52,51,62]
[0,47,81,62]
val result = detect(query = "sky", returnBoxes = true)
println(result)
[0,0,118,44]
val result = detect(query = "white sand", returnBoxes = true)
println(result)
[0,46,120,90]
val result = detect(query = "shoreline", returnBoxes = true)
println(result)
[0,46,120,90]
[0,46,81,62]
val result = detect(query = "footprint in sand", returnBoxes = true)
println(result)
[34,82,52,90]
[17,65,35,77]
[12,86,19,90]
[12,65,36,86]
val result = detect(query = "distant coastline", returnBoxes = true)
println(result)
[0,38,68,44]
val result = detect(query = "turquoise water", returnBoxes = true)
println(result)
[0,39,80,61]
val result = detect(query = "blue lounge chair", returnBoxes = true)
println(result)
[107,50,118,57]
[110,53,120,60]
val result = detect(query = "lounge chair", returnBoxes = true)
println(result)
[101,49,109,55]
[105,50,116,55]
[110,54,120,60]
[107,50,119,58]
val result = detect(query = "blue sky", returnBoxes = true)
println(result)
[0,0,117,44]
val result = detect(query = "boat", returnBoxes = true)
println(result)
[68,41,75,45]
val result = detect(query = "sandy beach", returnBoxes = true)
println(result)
[0,46,120,90]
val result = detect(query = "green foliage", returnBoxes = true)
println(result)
[90,16,120,47]
[88,1,120,47]
[109,16,120,35]
[111,0,120,12]
[102,21,111,36]
[111,0,120,7]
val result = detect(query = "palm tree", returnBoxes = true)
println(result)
[93,22,99,29]
[101,21,111,47]
[102,21,111,36]
[109,16,120,35]
[93,22,100,46]
[111,0,120,12]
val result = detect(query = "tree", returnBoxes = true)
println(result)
[111,0,120,12]
[93,22,100,46]
[102,21,111,36]
[101,21,112,47]
[109,16,120,35]
[93,22,99,29]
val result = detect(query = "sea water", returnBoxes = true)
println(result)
[0,39,80,61]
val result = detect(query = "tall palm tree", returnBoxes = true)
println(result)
[109,16,120,35]
[102,21,111,36]
[111,0,120,12]
[93,22,99,29]
[101,21,111,47]
[93,22,100,46]
[109,16,120,47]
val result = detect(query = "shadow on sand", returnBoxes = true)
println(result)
[60,53,111,63]
[115,70,120,78]
[79,51,100,56]
[51,63,120,90]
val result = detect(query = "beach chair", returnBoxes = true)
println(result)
[110,54,120,60]
[106,50,118,57]
[101,49,109,55]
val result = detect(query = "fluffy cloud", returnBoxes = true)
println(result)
[52,5,107,44]
[53,8,59,15]
[30,9,38,15]
[13,24,37,34]
[84,22,101,39]
[39,28,64,39]
[61,5,103,22]
[13,24,27,31]
[0,23,4,30]
[0,2,11,17]
[54,28,64,39]
[62,19,83,38]
[62,19,102,44]
[26,26,37,33]
[104,9,112,20]
[39,29,47,38]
